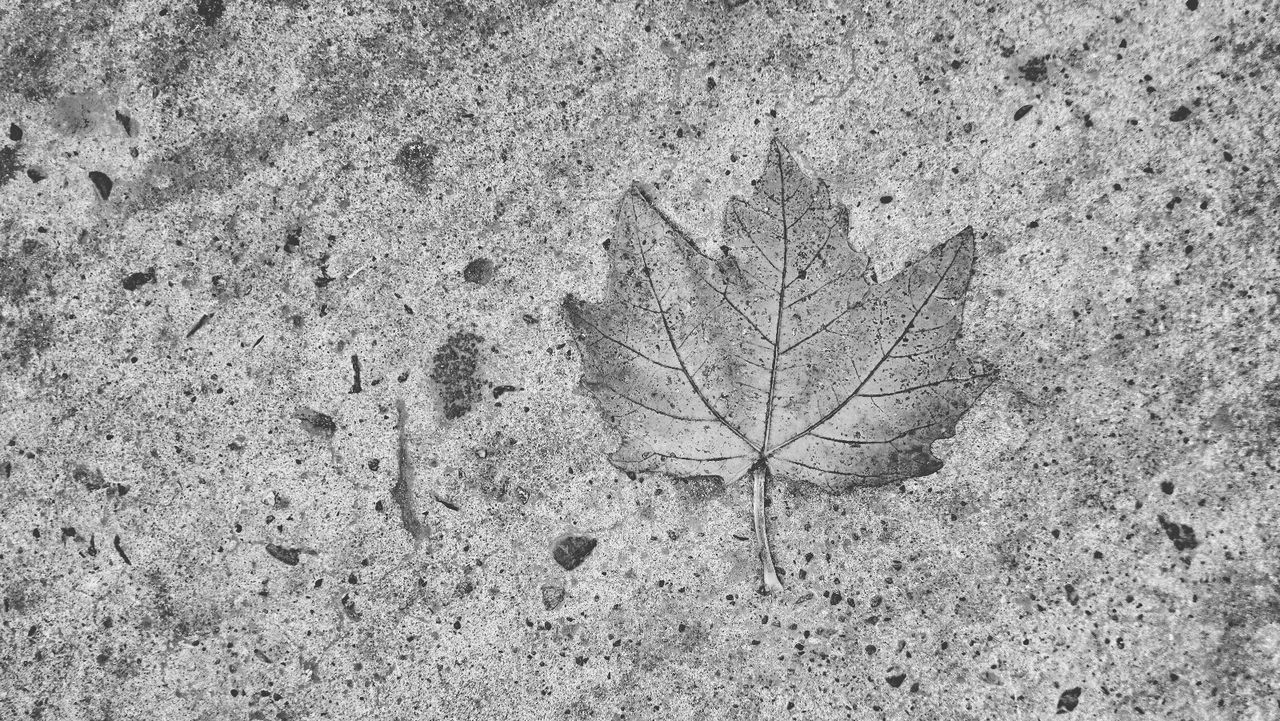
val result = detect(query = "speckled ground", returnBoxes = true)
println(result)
[3,0,1280,719]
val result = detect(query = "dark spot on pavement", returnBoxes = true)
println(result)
[0,239,49,304]
[395,139,438,190]
[4,312,54,366]
[1157,514,1199,551]
[114,110,134,136]
[1018,56,1048,83]
[295,408,337,438]
[73,465,129,496]
[430,331,484,420]
[7,123,21,141]
[552,534,597,571]
[886,673,907,688]
[314,252,333,287]
[349,354,362,394]
[463,258,495,285]
[0,146,20,186]
[265,544,300,566]
[341,593,359,619]
[112,535,131,565]
[88,170,113,199]
[1056,687,1082,713]
[541,584,566,610]
[1064,583,1079,605]
[1014,104,1033,121]
[121,268,156,291]
[185,313,212,338]
[453,578,475,598]
[1170,106,1192,122]
[390,415,429,544]
[196,0,225,26]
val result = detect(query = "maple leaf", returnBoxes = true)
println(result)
[565,140,994,593]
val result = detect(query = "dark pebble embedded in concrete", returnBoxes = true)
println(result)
[552,535,597,570]
[1057,687,1082,713]
[265,544,300,566]
[1157,514,1198,551]
[89,170,113,199]
[122,268,156,290]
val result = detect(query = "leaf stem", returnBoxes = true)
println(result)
[752,461,784,594]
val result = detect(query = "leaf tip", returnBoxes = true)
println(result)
[624,182,656,207]
[933,225,978,272]
[920,455,945,477]
[767,136,794,165]
[561,292,582,314]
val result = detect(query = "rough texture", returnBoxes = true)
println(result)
[2,1,1278,720]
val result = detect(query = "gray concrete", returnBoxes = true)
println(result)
[2,0,1278,718]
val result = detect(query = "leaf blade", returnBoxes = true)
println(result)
[766,226,993,488]
[566,140,994,584]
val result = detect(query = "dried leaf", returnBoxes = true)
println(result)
[566,139,994,592]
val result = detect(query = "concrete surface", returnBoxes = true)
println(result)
[2,0,1279,719]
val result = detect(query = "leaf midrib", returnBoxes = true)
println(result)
[760,159,790,459]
